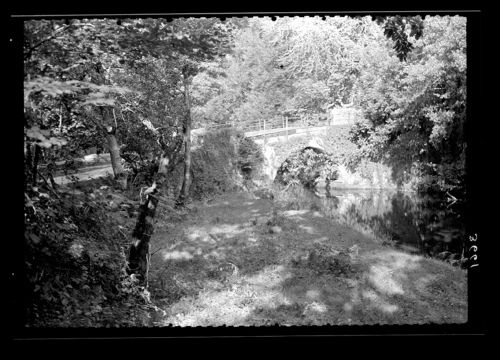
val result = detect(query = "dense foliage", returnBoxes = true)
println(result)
[167,129,264,201]
[348,16,466,195]
[22,17,234,326]
[24,179,154,326]
[275,148,338,189]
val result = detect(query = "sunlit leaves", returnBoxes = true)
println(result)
[25,125,68,148]
[82,93,116,107]
[350,16,466,193]
[25,77,130,104]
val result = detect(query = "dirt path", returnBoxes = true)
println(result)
[148,191,467,326]
[53,164,113,185]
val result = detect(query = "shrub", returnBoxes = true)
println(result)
[275,148,338,189]
[236,136,264,180]
[188,128,259,200]
[23,182,150,327]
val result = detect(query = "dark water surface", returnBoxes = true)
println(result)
[307,187,466,264]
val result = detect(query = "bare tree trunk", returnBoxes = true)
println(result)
[25,142,33,181]
[105,124,127,189]
[106,125,123,176]
[32,145,41,186]
[127,183,159,282]
[127,159,169,282]
[176,70,193,207]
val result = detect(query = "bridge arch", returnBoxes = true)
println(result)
[259,137,337,186]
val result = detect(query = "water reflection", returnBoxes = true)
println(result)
[308,187,466,264]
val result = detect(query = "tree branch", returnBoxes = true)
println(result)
[24,23,74,60]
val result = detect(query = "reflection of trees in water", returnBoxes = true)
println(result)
[316,189,465,258]
[317,191,396,242]
[400,194,465,257]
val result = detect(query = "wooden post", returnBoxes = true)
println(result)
[286,116,289,142]
[263,118,266,145]
[177,69,193,207]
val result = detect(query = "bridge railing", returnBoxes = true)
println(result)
[192,108,364,138]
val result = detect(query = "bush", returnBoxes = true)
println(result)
[275,148,338,189]
[187,128,263,200]
[23,183,150,327]
[236,136,264,180]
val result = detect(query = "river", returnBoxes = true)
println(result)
[302,186,466,265]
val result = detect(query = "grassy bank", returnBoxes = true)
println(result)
[146,187,467,326]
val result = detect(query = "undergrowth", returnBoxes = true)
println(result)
[23,178,154,327]
[166,128,264,202]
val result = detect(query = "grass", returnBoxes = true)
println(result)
[145,189,467,326]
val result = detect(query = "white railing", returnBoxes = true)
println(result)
[192,108,363,139]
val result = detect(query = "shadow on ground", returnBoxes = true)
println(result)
[147,192,467,326]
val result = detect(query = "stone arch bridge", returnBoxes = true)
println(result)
[253,135,331,184]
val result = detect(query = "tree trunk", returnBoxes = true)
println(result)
[105,124,127,189]
[127,183,159,282]
[127,161,168,282]
[25,143,33,188]
[176,71,193,207]
[32,145,41,186]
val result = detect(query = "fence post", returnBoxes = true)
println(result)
[263,118,266,145]
[286,116,289,142]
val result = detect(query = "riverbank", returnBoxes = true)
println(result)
[147,189,467,326]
